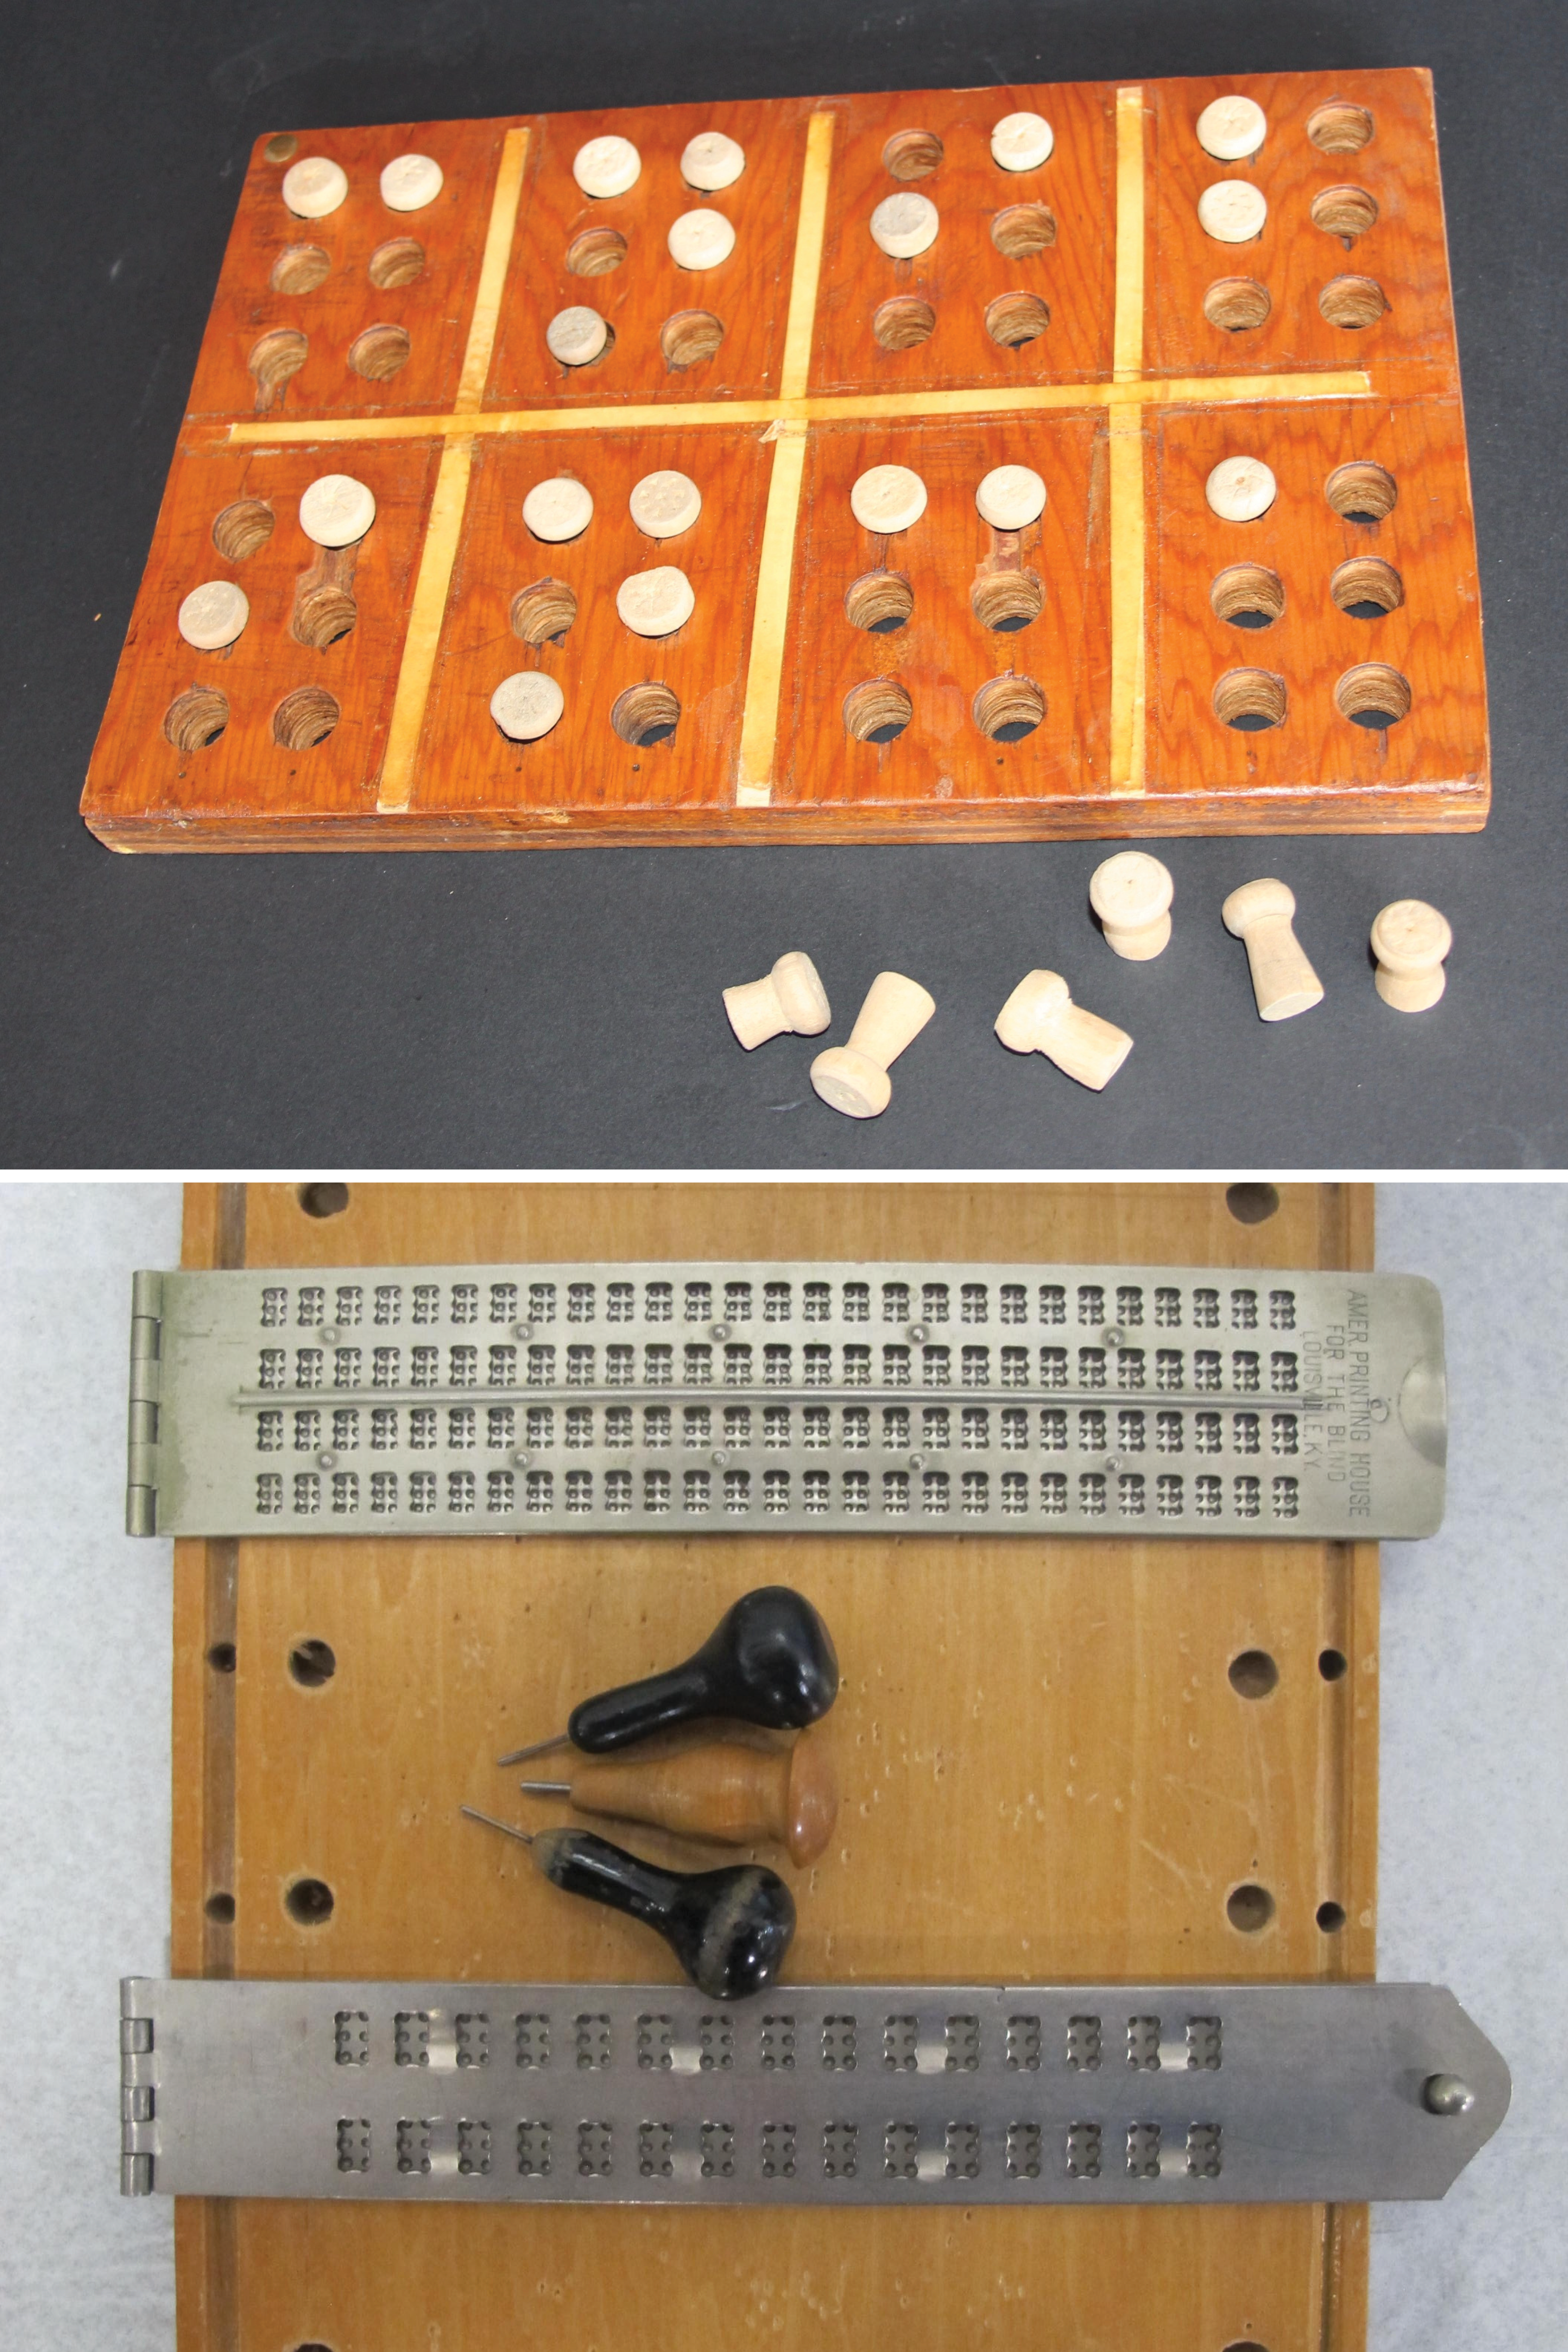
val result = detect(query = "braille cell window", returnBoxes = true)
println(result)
[961,1284,988,1323]
[921,1406,949,1448]
[725,1404,753,1445]
[1127,2123,1161,2179]
[1040,1471,1067,1513]
[257,1474,282,1514]
[802,1406,830,1449]
[961,1407,989,1449]
[1001,1470,1028,1514]
[296,1348,324,1389]
[1080,1472,1106,1515]
[294,1473,320,1515]
[764,1470,790,1514]
[1271,1352,1299,1392]
[1116,1285,1144,1325]
[1233,1412,1259,1454]
[1272,1475,1300,1517]
[1079,1347,1106,1389]
[1039,1285,1066,1325]
[1269,1289,1296,1330]
[962,1345,990,1386]
[882,1471,909,1514]
[526,1471,553,1514]
[1078,1407,1107,1451]
[605,1469,632,1512]
[684,1283,711,1323]
[372,1346,399,1387]
[1078,1285,1105,1326]
[764,1282,792,1322]
[1000,1407,1028,1449]
[488,1405,515,1449]
[1067,2015,1101,2070]
[413,1285,441,1325]
[409,1407,436,1447]
[1155,1287,1181,1327]
[804,1283,832,1322]
[1195,1474,1222,1516]
[259,1348,286,1389]
[1234,1475,1261,1517]
[448,1406,475,1448]
[1194,1351,1221,1392]
[684,1470,711,1514]
[409,1471,437,1513]
[645,1345,672,1385]
[804,1345,832,1386]
[490,1282,518,1324]
[1157,1474,1184,1516]
[883,1345,911,1386]
[567,1345,595,1387]
[606,1282,634,1323]
[526,1284,555,1324]
[411,1346,439,1387]
[843,1344,871,1386]
[299,1287,325,1327]
[725,1469,752,1514]
[335,1286,363,1328]
[1066,2122,1101,2178]
[447,1471,475,1513]
[1118,1473,1145,1516]
[451,1285,478,1325]
[724,1282,752,1322]
[1232,1350,1260,1392]
[961,1471,989,1514]
[1271,1414,1298,1455]
[1156,1410,1182,1452]
[488,1344,517,1386]
[764,1406,791,1448]
[1118,1408,1145,1450]
[1192,1289,1220,1328]
[803,1470,830,1514]
[1194,1411,1221,1453]
[565,1470,592,1514]
[1156,1348,1183,1390]
[644,1283,672,1322]
[725,1343,753,1384]
[882,1282,911,1322]
[764,1344,792,1386]
[261,1287,288,1328]
[922,1283,950,1323]
[1231,1289,1258,1330]
[841,1405,869,1448]
[516,2121,551,2176]
[371,1471,398,1513]
[257,1410,283,1452]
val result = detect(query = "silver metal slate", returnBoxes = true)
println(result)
[119,1976,1505,2206]
[125,1262,1446,1539]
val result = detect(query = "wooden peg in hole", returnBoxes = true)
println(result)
[1222,879,1324,1020]
[810,971,935,1118]
[1089,851,1173,960]
[995,971,1131,1089]
[1371,899,1451,1010]
[724,952,831,1050]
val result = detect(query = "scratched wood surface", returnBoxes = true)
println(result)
[171,1180,1377,2352]
[83,68,1486,850]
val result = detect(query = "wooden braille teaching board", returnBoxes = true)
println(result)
[171,1179,1378,2352]
[84,71,1486,852]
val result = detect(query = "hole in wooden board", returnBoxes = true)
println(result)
[1222,2342,1271,2352]
[612,682,681,746]
[163,686,229,751]
[1336,661,1411,728]
[212,498,275,562]
[845,571,914,632]
[265,132,299,163]
[1308,99,1374,154]
[1319,274,1388,329]
[271,243,332,295]
[1318,1646,1348,1681]
[883,128,943,180]
[298,1182,350,1218]
[286,1877,335,1926]
[1213,667,1287,730]
[1330,555,1404,617]
[1316,1900,1347,1933]
[991,202,1056,259]
[1311,184,1379,241]
[1225,1182,1279,1224]
[872,295,936,351]
[1228,1649,1279,1698]
[248,327,308,400]
[292,580,358,649]
[205,1892,236,1924]
[844,677,914,743]
[1203,276,1271,331]
[1226,1882,1275,1934]
[1325,460,1397,523]
[567,225,628,277]
[512,578,578,646]
[973,674,1045,741]
[349,322,411,381]
[660,309,723,370]
[971,569,1044,632]
[207,1642,237,1673]
[985,291,1050,347]
[368,236,426,290]
[1210,564,1285,628]
[289,1638,337,1688]
[273,685,340,749]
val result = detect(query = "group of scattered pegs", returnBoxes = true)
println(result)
[724,854,1453,1117]
[462,1588,840,2000]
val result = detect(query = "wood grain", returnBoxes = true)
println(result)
[171,1180,1377,2352]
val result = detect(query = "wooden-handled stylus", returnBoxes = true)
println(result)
[519,1726,839,1867]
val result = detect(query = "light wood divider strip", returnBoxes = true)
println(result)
[375,437,475,812]
[1113,86,1146,383]
[455,126,531,413]
[1108,86,1148,794]
[780,111,836,402]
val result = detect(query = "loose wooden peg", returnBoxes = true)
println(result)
[1089,851,1173,960]
[668,209,736,269]
[1198,179,1268,242]
[380,153,443,210]
[1196,94,1267,161]
[724,952,831,1050]
[870,192,938,258]
[810,971,935,1118]
[1222,879,1325,1021]
[995,971,1132,1090]
[281,156,347,217]
[573,135,640,198]
[1371,899,1452,1010]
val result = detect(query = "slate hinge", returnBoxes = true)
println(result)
[119,1979,158,2194]
[126,1270,164,1537]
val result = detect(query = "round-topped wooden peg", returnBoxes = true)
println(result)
[682,130,745,191]
[1089,851,1173,960]
[976,464,1046,530]
[1222,878,1325,1020]
[1206,454,1277,521]
[870,192,938,258]
[177,580,250,651]
[574,135,641,198]
[490,672,565,743]
[546,305,609,366]
[380,153,443,210]
[615,566,695,637]
[1198,179,1268,242]
[991,110,1054,170]
[1371,899,1452,1010]
[299,474,375,547]
[850,464,927,534]
[668,209,736,269]
[723,952,832,1050]
[994,971,1132,1090]
[281,156,347,217]
[1196,95,1267,161]
[523,476,594,541]
[810,971,935,1119]
[630,470,701,537]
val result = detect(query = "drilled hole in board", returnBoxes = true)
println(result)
[1226,1882,1275,1934]
[1203,276,1271,331]
[205,1892,236,1924]
[249,327,307,400]
[293,2343,335,2352]
[1325,460,1397,523]
[292,582,357,649]
[883,128,943,180]
[973,673,1045,741]
[1318,1647,1348,1681]
[286,1877,336,1926]
[289,1639,337,1688]
[265,132,299,163]
[1319,274,1387,329]
[212,498,274,562]
[1336,661,1410,728]
[845,570,914,632]
[1311,184,1379,241]
[272,243,332,295]
[1308,99,1374,154]
[971,569,1044,632]
[207,1642,237,1674]
[512,578,578,646]
[163,686,229,752]
[1330,556,1404,618]
[368,237,425,290]
[844,677,913,744]
[567,225,628,277]
[1228,1650,1279,1699]
[611,682,680,746]
[991,202,1056,258]
[273,685,340,749]
[872,295,936,351]
[660,309,723,370]
[985,290,1050,347]
[1223,2342,1271,2352]
[1213,667,1286,730]
[297,1182,350,1218]
[349,322,411,381]
[1226,1182,1279,1224]
[1316,1900,1347,1933]
[1210,564,1285,628]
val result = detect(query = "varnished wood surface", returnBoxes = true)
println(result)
[83,69,1488,850]
[172,1180,1377,2352]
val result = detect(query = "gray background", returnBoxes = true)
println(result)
[1,0,1565,1167]
[0,1179,1562,2348]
